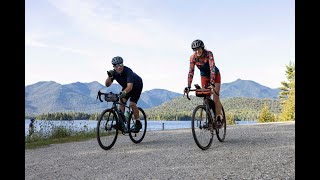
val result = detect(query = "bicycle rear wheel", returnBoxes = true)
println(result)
[216,106,226,142]
[191,105,213,150]
[129,107,147,143]
[97,109,119,150]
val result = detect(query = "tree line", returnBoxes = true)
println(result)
[26,61,295,124]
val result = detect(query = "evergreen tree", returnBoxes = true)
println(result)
[258,102,274,123]
[279,87,295,121]
[279,61,295,121]
[279,61,295,103]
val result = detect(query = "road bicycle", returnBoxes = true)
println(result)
[184,84,226,150]
[96,90,147,150]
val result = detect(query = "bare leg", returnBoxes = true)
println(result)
[130,101,140,121]
[213,83,223,119]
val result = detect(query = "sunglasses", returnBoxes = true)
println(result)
[113,63,123,68]
[193,47,202,52]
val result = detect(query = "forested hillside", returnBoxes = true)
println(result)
[221,97,281,120]
[25,79,281,119]
[30,96,281,122]
[145,96,281,121]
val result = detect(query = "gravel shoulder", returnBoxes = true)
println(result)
[25,121,295,180]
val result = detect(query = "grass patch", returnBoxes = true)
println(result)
[25,120,97,149]
[25,131,97,149]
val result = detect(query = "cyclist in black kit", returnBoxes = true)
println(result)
[105,56,143,132]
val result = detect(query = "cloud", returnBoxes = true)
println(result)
[25,33,104,57]
[47,0,186,50]
[25,36,48,48]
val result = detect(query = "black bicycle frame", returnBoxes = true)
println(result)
[97,90,132,133]
[184,88,215,124]
[204,97,215,124]
[112,102,132,133]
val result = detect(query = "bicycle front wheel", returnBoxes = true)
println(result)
[97,109,119,150]
[128,107,147,143]
[192,105,214,150]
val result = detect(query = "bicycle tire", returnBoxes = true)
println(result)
[128,107,147,143]
[96,109,119,150]
[216,106,226,142]
[191,105,214,150]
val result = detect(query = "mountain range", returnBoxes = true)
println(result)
[25,79,280,116]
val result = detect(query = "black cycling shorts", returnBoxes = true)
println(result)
[123,83,143,104]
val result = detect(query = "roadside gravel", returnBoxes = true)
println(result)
[25,122,295,180]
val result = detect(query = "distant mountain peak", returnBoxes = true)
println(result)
[25,80,280,116]
[221,79,279,99]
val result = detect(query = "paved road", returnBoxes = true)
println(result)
[25,122,295,180]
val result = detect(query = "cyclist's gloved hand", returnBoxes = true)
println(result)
[107,70,115,78]
[184,86,191,92]
[119,90,127,98]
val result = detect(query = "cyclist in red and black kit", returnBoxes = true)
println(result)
[184,39,223,127]
[105,56,143,132]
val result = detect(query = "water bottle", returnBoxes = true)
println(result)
[124,110,130,120]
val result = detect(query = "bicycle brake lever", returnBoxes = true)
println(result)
[97,90,103,102]
[184,90,191,100]
[194,84,201,89]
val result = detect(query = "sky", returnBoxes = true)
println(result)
[25,0,295,94]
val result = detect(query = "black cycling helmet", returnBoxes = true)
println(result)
[191,39,204,50]
[111,56,123,65]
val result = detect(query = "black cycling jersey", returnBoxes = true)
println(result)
[111,66,143,89]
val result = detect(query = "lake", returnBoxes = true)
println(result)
[25,119,257,136]
[235,120,257,125]
[25,119,192,136]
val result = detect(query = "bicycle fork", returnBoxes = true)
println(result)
[205,101,215,132]
[198,106,213,130]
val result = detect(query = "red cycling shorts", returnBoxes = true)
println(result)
[201,72,221,87]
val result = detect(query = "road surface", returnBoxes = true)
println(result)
[25,122,295,180]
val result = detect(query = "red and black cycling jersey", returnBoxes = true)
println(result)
[188,49,219,87]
